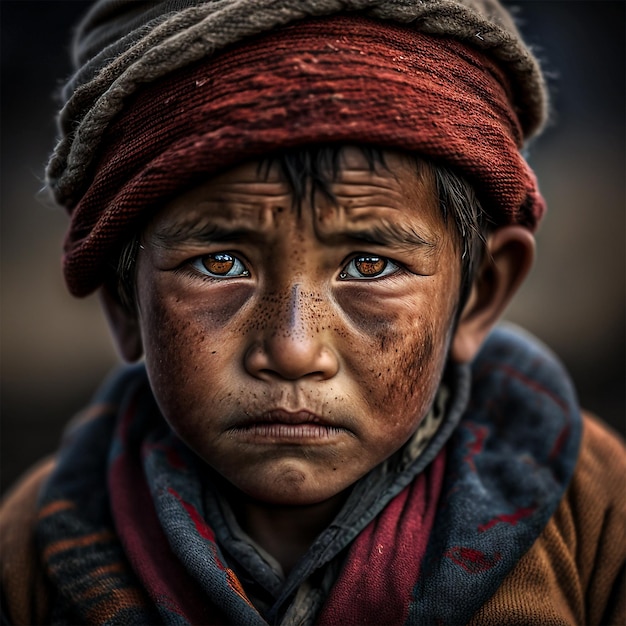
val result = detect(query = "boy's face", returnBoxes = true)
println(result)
[132,148,461,505]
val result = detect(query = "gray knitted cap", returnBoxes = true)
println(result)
[47,0,547,211]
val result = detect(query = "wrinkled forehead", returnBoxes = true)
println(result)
[144,147,447,247]
[56,11,546,297]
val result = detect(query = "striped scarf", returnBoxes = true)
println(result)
[35,365,449,624]
[36,326,581,624]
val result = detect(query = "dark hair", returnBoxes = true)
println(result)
[114,145,488,311]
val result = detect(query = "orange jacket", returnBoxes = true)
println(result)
[2,414,624,625]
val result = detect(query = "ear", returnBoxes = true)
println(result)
[98,286,143,362]
[451,226,535,363]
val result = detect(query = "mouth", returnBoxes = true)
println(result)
[227,409,350,442]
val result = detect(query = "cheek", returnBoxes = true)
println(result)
[338,286,455,421]
[139,280,251,347]
[378,322,437,408]
[137,281,251,410]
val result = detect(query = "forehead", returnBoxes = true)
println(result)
[145,147,448,244]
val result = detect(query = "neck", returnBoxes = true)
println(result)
[229,492,348,575]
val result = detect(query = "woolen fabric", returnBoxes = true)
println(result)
[467,415,626,626]
[45,0,550,297]
[2,326,610,625]
[61,14,545,296]
[4,416,623,625]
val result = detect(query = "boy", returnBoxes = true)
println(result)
[1,0,624,624]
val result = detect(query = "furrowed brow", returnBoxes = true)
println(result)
[150,221,253,248]
[346,222,436,251]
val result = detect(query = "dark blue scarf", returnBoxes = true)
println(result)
[36,325,581,624]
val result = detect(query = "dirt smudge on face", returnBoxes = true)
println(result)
[384,326,435,403]
[236,288,334,340]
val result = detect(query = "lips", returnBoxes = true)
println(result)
[231,408,332,427]
[227,409,350,441]
[261,409,325,424]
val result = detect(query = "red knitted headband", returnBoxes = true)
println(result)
[64,14,545,297]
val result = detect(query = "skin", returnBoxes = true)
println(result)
[107,147,538,571]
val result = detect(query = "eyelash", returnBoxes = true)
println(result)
[182,252,403,282]
[338,255,401,281]
[190,253,250,279]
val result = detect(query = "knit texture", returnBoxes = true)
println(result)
[0,458,54,625]
[28,365,448,624]
[467,414,626,626]
[60,14,544,296]
[0,326,592,625]
[45,0,549,297]
[4,418,623,625]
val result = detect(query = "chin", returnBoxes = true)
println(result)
[228,466,352,507]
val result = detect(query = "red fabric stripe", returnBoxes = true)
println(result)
[62,14,544,296]
[317,447,447,625]
[109,405,223,624]
[165,487,219,543]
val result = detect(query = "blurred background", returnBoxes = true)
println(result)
[1,1,624,495]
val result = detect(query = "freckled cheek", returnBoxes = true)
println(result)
[335,288,454,425]
[378,324,441,405]
[333,288,398,350]
[138,282,252,415]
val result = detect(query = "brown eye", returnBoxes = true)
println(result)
[339,255,399,280]
[191,253,249,278]
[203,253,234,275]
[355,256,386,276]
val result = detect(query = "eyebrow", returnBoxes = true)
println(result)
[150,213,436,253]
[150,221,255,248]
[341,221,436,252]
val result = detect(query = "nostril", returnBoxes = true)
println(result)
[244,340,339,382]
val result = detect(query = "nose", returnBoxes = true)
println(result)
[244,284,339,381]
